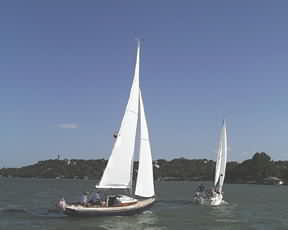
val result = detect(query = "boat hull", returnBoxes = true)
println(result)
[193,193,224,206]
[63,198,155,217]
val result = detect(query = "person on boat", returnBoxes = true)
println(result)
[80,192,88,206]
[211,187,217,197]
[193,184,205,199]
[107,195,118,207]
[57,197,66,210]
[89,191,102,205]
[205,187,215,198]
[198,184,205,192]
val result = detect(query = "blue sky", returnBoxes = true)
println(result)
[1,0,288,166]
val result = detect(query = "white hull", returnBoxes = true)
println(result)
[193,193,224,206]
[62,198,155,216]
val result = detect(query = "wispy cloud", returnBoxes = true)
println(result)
[57,123,79,129]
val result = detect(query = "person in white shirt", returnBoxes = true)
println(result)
[80,192,88,206]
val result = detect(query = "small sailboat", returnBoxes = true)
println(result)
[59,41,155,216]
[193,121,227,206]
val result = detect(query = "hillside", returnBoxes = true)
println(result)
[1,152,288,184]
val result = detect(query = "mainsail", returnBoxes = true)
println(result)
[218,121,227,193]
[214,136,222,187]
[97,42,141,189]
[135,90,155,197]
[214,120,227,193]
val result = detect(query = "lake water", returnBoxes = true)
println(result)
[0,178,287,230]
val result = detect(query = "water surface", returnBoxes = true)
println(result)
[0,178,287,230]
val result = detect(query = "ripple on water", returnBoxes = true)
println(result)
[99,212,167,230]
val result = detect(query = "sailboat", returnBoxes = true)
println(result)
[193,121,227,206]
[59,41,155,216]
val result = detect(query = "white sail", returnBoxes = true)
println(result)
[214,120,227,189]
[97,42,141,189]
[218,121,227,193]
[214,134,222,187]
[135,90,155,197]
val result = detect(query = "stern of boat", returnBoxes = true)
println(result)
[209,194,223,206]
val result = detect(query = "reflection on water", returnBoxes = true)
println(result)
[100,211,166,230]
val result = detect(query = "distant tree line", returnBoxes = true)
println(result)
[1,152,288,184]
[154,152,288,184]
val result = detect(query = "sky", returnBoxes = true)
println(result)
[1,0,288,167]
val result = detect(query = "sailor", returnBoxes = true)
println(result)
[211,187,217,197]
[107,195,117,207]
[57,197,66,210]
[89,191,101,205]
[205,187,214,198]
[197,184,205,192]
[80,192,88,206]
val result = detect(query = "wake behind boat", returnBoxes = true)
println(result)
[58,41,156,216]
[193,121,228,206]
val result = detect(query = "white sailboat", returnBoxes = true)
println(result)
[193,121,227,206]
[59,41,155,216]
